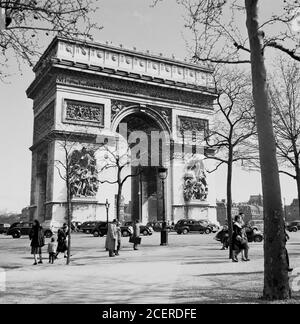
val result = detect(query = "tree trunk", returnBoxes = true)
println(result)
[227,147,233,259]
[66,175,72,266]
[245,0,290,300]
[116,184,122,221]
[295,168,300,219]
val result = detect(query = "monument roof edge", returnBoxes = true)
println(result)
[33,36,214,74]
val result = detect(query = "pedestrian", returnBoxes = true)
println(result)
[218,225,229,250]
[105,219,118,257]
[48,237,57,264]
[285,227,293,272]
[29,220,45,265]
[115,221,122,256]
[56,223,69,259]
[232,215,249,262]
[132,219,141,251]
[239,213,250,261]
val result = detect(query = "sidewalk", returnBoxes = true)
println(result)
[0,233,299,304]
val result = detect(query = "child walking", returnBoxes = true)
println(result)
[48,237,57,264]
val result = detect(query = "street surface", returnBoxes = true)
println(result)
[0,231,299,304]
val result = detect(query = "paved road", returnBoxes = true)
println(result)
[0,231,299,304]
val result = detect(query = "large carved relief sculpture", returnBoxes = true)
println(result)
[183,156,208,202]
[69,147,99,198]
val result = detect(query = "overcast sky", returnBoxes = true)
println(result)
[0,0,297,212]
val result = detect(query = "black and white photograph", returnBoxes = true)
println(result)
[0,0,300,309]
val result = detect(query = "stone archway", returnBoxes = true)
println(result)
[117,111,171,224]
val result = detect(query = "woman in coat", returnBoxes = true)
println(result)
[29,220,45,265]
[105,220,118,257]
[232,215,249,262]
[56,223,69,258]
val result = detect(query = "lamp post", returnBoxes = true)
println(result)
[138,164,143,223]
[105,199,110,228]
[158,167,168,246]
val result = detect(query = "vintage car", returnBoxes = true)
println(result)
[123,221,153,236]
[91,222,133,237]
[146,221,174,232]
[7,222,55,239]
[287,221,300,232]
[174,219,212,235]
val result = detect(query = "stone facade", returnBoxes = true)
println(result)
[26,37,218,226]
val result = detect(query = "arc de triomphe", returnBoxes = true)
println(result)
[26,37,218,225]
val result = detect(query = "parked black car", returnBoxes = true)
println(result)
[0,223,10,234]
[245,225,264,242]
[198,220,220,233]
[287,221,300,232]
[7,222,33,238]
[7,222,54,239]
[91,222,133,237]
[146,221,174,232]
[81,221,101,234]
[123,221,153,236]
[175,219,212,235]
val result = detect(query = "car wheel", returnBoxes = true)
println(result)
[254,235,263,243]
[44,231,52,238]
[122,230,130,237]
[93,231,100,237]
[143,230,149,236]
[182,228,189,235]
[292,227,298,232]
[12,232,20,239]
[205,228,211,234]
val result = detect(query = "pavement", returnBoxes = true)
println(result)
[0,231,299,304]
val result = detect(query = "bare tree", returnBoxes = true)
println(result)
[53,131,98,265]
[270,59,300,217]
[153,0,296,300]
[54,135,75,266]
[206,68,257,258]
[98,143,143,222]
[0,0,100,78]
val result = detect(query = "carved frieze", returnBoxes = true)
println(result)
[64,99,104,127]
[178,116,209,139]
[56,73,213,108]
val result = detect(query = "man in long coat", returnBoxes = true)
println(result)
[105,220,118,257]
[132,219,141,251]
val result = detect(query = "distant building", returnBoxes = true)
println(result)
[216,201,239,225]
[238,204,263,224]
[217,197,264,226]
[248,194,263,206]
[285,199,300,222]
